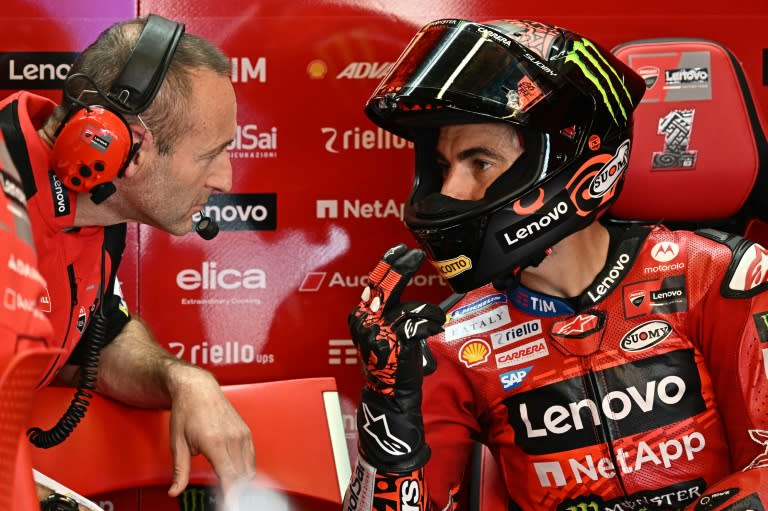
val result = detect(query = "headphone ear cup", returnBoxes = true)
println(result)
[51,106,133,194]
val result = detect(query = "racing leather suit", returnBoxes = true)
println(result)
[347,223,768,510]
[0,91,128,388]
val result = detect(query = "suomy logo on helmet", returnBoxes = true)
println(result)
[433,255,473,279]
[565,39,634,125]
[589,140,630,198]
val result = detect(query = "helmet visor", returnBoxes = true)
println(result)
[369,19,561,126]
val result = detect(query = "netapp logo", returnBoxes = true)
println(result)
[0,52,78,89]
[316,199,403,220]
[193,194,276,231]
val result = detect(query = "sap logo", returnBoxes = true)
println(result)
[651,241,679,262]
[321,126,412,153]
[315,199,403,220]
[336,62,393,80]
[1,52,78,88]
[500,366,533,391]
[176,262,266,290]
[230,57,266,83]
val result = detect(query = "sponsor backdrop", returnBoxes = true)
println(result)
[3,0,767,509]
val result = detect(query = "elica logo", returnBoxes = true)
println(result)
[193,193,276,231]
[228,124,278,159]
[565,39,634,125]
[176,262,266,290]
[315,199,403,220]
[321,126,412,153]
[336,61,393,80]
[0,52,78,89]
[230,56,266,83]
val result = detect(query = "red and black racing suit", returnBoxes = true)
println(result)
[354,223,768,510]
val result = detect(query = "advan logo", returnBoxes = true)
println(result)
[620,320,673,352]
[336,62,393,79]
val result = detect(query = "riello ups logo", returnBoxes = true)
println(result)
[0,52,79,89]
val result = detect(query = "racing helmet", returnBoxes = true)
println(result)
[365,19,646,293]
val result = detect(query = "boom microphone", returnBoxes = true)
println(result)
[195,209,219,240]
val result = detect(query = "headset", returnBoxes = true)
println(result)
[51,14,185,205]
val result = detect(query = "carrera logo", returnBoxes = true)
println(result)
[495,338,549,369]
[651,241,680,262]
[459,339,490,367]
[620,320,673,352]
[434,255,472,279]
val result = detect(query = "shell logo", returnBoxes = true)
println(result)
[459,338,491,368]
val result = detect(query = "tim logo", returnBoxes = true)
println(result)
[651,241,679,262]
[193,194,276,231]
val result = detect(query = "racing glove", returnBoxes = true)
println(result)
[348,243,446,473]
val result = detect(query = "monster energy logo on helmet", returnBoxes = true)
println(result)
[565,39,634,125]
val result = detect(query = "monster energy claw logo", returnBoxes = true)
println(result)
[565,39,634,125]
[179,485,217,511]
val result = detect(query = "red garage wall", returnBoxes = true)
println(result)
[2,0,766,509]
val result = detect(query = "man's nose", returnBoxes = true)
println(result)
[208,158,233,193]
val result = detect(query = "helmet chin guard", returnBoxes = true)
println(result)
[365,18,645,292]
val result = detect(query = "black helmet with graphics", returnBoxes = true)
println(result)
[365,18,645,293]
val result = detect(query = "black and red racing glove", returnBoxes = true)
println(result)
[348,244,445,473]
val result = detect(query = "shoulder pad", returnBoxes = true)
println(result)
[696,228,768,298]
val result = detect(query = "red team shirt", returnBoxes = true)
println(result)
[421,224,768,510]
[0,91,126,387]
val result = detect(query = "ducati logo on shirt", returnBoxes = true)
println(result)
[76,305,87,332]
[622,275,687,319]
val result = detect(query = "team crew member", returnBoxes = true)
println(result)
[0,15,255,499]
[343,18,768,510]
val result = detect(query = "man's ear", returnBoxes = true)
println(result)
[122,125,154,178]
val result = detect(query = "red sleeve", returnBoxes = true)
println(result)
[687,235,768,505]
[421,338,484,510]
